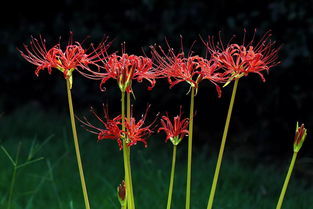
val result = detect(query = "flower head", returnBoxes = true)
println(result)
[124,105,155,147]
[150,39,203,89]
[79,105,155,149]
[203,30,280,84]
[19,33,110,87]
[158,107,189,145]
[293,122,308,153]
[79,44,158,93]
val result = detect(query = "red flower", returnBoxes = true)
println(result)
[150,40,203,89]
[203,30,280,83]
[78,106,123,150]
[158,107,189,145]
[124,106,155,147]
[19,33,110,79]
[79,45,158,92]
[79,105,155,149]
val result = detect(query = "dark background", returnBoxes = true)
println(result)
[1,0,312,161]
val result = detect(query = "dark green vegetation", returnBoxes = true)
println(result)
[0,105,312,209]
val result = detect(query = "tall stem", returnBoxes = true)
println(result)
[275,152,298,209]
[121,91,131,209]
[126,92,135,209]
[167,145,177,209]
[66,79,91,209]
[185,86,195,209]
[207,79,239,209]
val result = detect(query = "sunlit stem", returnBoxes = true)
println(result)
[66,78,91,209]
[167,145,177,209]
[207,78,239,209]
[185,86,195,209]
[7,143,21,209]
[275,152,298,209]
[126,92,136,209]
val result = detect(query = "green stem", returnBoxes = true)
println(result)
[126,92,135,209]
[121,91,133,209]
[275,152,298,209]
[7,166,16,209]
[207,79,239,209]
[7,143,21,209]
[186,86,195,209]
[167,145,177,209]
[66,79,91,209]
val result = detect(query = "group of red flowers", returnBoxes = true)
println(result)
[19,31,280,149]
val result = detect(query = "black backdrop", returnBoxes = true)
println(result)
[1,0,313,159]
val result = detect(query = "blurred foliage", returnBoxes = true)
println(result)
[0,0,313,156]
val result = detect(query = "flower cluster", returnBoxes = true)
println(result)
[151,32,280,97]
[20,31,281,148]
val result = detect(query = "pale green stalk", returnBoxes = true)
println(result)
[121,91,135,209]
[126,92,135,209]
[167,145,177,209]
[207,79,239,209]
[185,86,195,209]
[66,79,91,209]
[275,152,298,209]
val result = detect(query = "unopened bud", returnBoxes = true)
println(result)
[293,122,308,153]
[117,180,126,206]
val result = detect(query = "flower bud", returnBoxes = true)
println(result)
[117,180,126,207]
[293,122,307,153]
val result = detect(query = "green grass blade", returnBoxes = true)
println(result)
[16,157,44,169]
[1,146,16,166]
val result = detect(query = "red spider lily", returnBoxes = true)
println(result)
[293,122,307,152]
[150,40,203,89]
[202,30,280,83]
[78,106,123,150]
[78,105,155,149]
[78,44,158,93]
[158,108,189,145]
[19,33,110,79]
[124,106,155,147]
